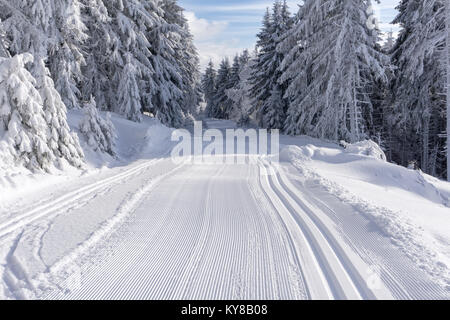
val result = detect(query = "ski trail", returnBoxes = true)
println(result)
[39,160,188,295]
[258,162,334,299]
[43,161,313,300]
[260,159,394,300]
[0,158,164,240]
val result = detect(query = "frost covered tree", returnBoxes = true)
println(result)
[49,0,87,110]
[202,61,217,116]
[0,0,88,110]
[0,18,9,58]
[79,97,117,156]
[210,59,231,119]
[391,0,447,177]
[80,0,120,110]
[34,58,84,168]
[249,1,292,130]
[226,51,254,124]
[446,0,450,181]
[116,53,142,122]
[0,54,53,170]
[161,0,202,116]
[382,30,396,53]
[281,0,389,142]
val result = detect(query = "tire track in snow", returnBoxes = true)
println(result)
[45,163,222,299]
[296,174,450,300]
[42,161,188,292]
[260,159,394,300]
[45,161,312,299]
[250,164,309,299]
[258,161,334,299]
[0,158,165,240]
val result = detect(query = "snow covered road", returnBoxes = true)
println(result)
[0,120,448,300]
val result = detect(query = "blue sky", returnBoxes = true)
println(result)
[179,0,401,69]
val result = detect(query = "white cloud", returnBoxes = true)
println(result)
[196,41,248,71]
[184,11,249,70]
[184,11,228,41]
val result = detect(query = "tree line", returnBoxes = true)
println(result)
[0,0,201,171]
[202,0,450,181]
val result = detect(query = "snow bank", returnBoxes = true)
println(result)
[341,140,387,161]
[1,110,173,208]
[280,136,450,290]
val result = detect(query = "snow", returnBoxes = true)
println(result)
[0,118,449,299]
[279,137,450,290]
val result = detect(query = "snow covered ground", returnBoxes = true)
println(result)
[0,115,449,300]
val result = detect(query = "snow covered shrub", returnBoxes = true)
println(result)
[79,98,117,157]
[341,140,387,161]
[0,54,85,171]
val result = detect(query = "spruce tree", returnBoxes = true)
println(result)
[211,59,231,119]
[202,61,217,117]
[79,97,117,157]
[391,0,447,177]
[281,0,388,142]
[249,1,292,130]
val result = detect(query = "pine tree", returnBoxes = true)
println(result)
[0,54,53,171]
[281,0,388,142]
[50,0,88,110]
[161,0,202,116]
[79,97,117,156]
[446,0,450,181]
[80,0,118,110]
[382,30,396,53]
[34,58,84,168]
[211,58,231,119]
[0,0,88,111]
[116,52,142,122]
[226,50,254,124]
[249,1,292,130]
[202,61,217,116]
[391,0,447,177]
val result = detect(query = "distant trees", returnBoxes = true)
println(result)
[201,0,448,180]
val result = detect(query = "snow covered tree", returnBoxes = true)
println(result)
[382,30,396,53]
[0,54,53,171]
[161,0,202,116]
[49,0,87,110]
[249,1,292,130]
[210,58,231,119]
[226,51,254,124]
[446,0,450,181]
[202,61,217,116]
[0,18,9,58]
[80,0,120,110]
[116,53,142,122]
[34,58,84,168]
[281,0,389,142]
[391,0,447,177]
[0,0,88,111]
[79,97,117,157]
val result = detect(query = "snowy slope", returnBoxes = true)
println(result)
[0,117,449,300]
